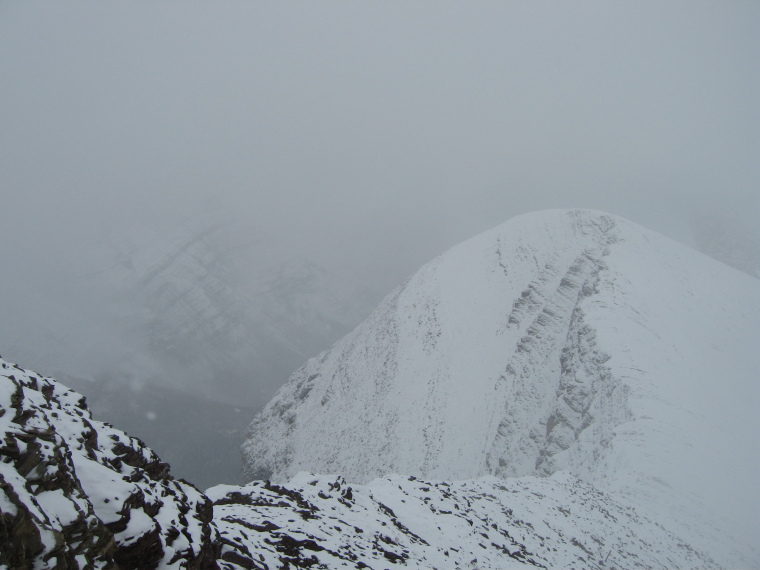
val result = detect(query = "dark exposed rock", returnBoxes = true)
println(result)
[0,357,230,570]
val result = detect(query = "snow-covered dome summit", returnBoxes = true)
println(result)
[243,208,760,559]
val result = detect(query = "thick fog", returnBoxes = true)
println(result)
[1,2,758,486]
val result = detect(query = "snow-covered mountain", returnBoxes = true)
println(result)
[244,209,760,566]
[1,213,379,409]
[4,209,759,568]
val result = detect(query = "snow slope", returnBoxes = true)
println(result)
[244,209,760,565]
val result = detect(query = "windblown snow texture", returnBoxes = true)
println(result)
[244,209,760,566]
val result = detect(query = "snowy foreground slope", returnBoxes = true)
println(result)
[1,355,729,569]
[244,209,760,566]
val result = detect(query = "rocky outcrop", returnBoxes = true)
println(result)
[209,472,721,570]
[0,357,220,569]
[485,217,623,479]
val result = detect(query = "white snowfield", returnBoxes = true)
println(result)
[244,209,760,567]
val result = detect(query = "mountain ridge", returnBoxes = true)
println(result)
[2,353,748,569]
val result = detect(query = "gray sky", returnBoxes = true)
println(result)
[2,0,759,322]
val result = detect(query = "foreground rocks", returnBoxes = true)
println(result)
[0,357,217,569]
[209,472,723,570]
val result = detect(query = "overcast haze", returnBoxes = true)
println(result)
[2,1,759,378]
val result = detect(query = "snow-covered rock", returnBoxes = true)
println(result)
[0,357,218,569]
[243,209,760,567]
[210,471,727,570]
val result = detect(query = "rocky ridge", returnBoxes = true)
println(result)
[1,355,732,569]
[210,471,722,570]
